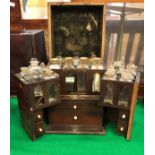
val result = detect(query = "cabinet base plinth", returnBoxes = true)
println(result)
[45,125,105,134]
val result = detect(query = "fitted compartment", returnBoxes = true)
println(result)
[51,5,103,57]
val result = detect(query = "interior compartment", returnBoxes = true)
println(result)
[51,5,103,57]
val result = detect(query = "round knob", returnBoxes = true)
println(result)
[74,116,77,120]
[30,108,33,112]
[122,114,126,119]
[37,114,41,119]
[73,105,77,109]
[39,128,43,132]
[120,127,124,131]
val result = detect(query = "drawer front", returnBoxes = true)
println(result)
[119,110,129,121]
[51,100,99,111]
[48,109,103,126]
[117,120,128,136]
[34,110,43,122]
[35,121,44,136]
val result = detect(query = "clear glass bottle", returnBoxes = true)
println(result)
[77,57,89,69]
[73,56,80,68]
[90,57,104,70]
[34,85,43,97]
[104,84,113,105]
[62,57,75,69]
[118,85,130,107]
[42,67,58,80]
[20,67,28,78]
[27,58,41,81]
[48,58,61,69]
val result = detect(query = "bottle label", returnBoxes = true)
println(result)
[65,77,75,83]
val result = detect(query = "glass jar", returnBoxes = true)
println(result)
[113,61,125,71]
[62,57,75,69]
[20,67,28,78]
[27,58,42,81]
[77,57,89,69]
[42,67,57,80]
[90,57,104,70]
[120,70,135,82]
[73,56,80,68]
[48,58,61,69]
[34,85,43,97]
[126,63,137,76]
[29,58,39,67]
[103,66,116,80]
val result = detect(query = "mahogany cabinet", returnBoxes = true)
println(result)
[14,2,140,141]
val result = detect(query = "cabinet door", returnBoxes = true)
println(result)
[10,30,47,95]
[10,34,33,95]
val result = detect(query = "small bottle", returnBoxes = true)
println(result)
[20,67,28,78]
[73,56,79,68]
[48,58,61,69]
[62,57,74,69]
[77,57,89,69]
[90,57,104,70]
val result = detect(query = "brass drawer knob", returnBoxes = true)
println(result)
[73,105,77,109]
[74,116,77,120]
[120,127,124,131]
[122,114,126,119]
[39,128,43,132]
[37,114,41,119]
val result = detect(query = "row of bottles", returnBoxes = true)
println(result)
[48,56,104,70]
[103,61,137,82]
[18,58,137,109]
[19,58,59,82]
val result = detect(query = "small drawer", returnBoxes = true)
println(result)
[48,109,103,126]
[119,110,129,121]
[34,110,43,122]
[52,100,99,111]
[35,121,44,136]
[117,120,128,136]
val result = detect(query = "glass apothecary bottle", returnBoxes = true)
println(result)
[34,85,43,97]
[62,57,75,69]
[26,58,42,81]
[119,70,135,82]
[48,57,61,69]
[118,85,130,108]
[90,57,104,70]
[77,57,89,69]
[42,67,58,80]
[73,56,80,68]
[104,84,114,105]
[20,67,28,78]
